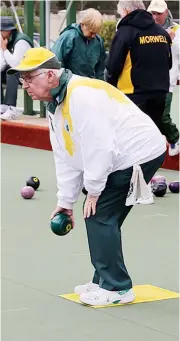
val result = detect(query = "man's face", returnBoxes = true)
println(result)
[21,70,59,101]
[81,24,97,39]
[151,9,168,25]
[1,30,11,40]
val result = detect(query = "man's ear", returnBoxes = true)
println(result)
[47,71,59,87]
[165,9,169,17]
[47,70,55,83]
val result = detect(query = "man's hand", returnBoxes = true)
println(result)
[84,195,99,219]
[50,206,75,228]
[1,36,8,51]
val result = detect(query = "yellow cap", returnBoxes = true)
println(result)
[8,47,61,74]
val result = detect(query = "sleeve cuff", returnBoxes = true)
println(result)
[57,199,73,210]
[86,190,102,197]
[84,182,104,197]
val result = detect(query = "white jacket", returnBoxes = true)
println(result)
[49,75,166,209]
[169,23,180,92]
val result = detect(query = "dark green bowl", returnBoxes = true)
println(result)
[50,213,73,236]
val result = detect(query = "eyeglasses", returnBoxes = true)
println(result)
[19,72,45,84]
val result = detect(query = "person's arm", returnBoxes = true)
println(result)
[3,40,32,68]
[54,151,83,209]
[164,31,172,70]
[0,49,7,71]
[80,110,114,196]
[51,32,74,66]
[106,27,131,86]
[172,27,180,66]
[48,113,83,210]
[168,44,172,70]
[176,29,180,82]
[95,37,106,80]
[170,27,180,85]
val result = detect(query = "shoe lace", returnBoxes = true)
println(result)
[93,288,109,301]
[1,107,17,120]
[9,113,16,119]
[85,282,97,292]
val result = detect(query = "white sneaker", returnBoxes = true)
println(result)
[74,281,99,295]
[169,141,179,156]
[0,104,8,114]
[0,106,22,120]
[136,197,154,205]
[80,287,135,306]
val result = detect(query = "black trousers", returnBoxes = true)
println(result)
[127,92,166,129]
[1,68,20,106]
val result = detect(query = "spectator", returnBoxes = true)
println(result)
[148,0,179,156]
[0,16,33,120]
[105,0,172,131]
[52,8,106,80]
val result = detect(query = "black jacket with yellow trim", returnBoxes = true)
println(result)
[106,10,172,95]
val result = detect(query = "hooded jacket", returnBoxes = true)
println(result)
[52,24,106,80]
[106,10,172,94]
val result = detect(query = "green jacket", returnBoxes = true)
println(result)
[52,24,106,80]
[7,30,34,53]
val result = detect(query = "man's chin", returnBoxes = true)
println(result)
[27,93,39,100]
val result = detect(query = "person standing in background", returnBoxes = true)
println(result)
[0,16,33,120]
[105,0,172,131]
[148,0,179,156]
[52,8,106,80]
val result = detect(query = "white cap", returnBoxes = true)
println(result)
[147,0,167,13]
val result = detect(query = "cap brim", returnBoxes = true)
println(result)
[7,65,39,75]
[0,26,17,32]
[1,26,16,31]
[7,56,61,75]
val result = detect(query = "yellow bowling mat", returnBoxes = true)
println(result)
[59,285,180,308]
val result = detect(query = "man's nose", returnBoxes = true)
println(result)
[22,80,29,89]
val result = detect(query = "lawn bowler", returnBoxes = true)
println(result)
[8,47,167,306]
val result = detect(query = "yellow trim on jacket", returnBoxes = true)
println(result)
[117,51,134,94]
[62,78,129,156]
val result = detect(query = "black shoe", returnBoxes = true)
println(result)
[82,187,88,195]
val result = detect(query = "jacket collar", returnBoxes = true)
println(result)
[47,69,72,114]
